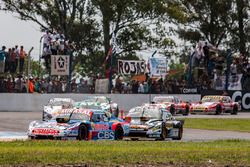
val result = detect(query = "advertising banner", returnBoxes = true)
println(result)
[118,60,146,75]
[148,57,167,77]
[95,79,109,93]
[214,74,242,90]
[51,55,70,76]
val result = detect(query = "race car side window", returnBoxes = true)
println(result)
[92,113,105,122]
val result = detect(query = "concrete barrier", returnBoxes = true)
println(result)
[0,93,201,112]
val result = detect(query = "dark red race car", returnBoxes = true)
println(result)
[152,96,190,116]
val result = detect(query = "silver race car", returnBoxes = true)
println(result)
[126,104,184,140]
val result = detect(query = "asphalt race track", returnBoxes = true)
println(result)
[1,112,250,141]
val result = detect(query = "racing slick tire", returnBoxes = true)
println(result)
[231,105,238,115]
[170,105,175,115]
[172,125,183,140]
[159,123,167,140]
[215,105,222,115]
[183,106,189,116]
[78,124,88,141]
[114,125,124,140]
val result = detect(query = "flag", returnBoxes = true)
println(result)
[111,32,117,55]
[84,0,89,11]
[104,32,117,65]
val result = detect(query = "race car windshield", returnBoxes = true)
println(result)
[48,101,72,106]
[52,113,90,121]
[127,107,162,119]
[153,97,174,103]
[79,104,103,110]
[142,108,162,119]
[201,97,221,102]
[83,97,107,103]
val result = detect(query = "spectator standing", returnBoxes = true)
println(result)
[28,78,35,93]
[0,46,6,73]
[15,45,19,72]
[42,45,52,71]
[10,48,17,73]
[43,30,51,48]
[4,48,11,73]
[138,82,144,93]
[230,60,237,75]
[19,46,27,73]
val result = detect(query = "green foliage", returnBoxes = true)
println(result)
[1,0,178,75]
[0,140,250,166]
[167,60,185,79]
[177,0,234,47]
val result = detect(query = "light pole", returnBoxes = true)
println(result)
[38,36,43,79]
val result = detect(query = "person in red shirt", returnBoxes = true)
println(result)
[28,78,34,93]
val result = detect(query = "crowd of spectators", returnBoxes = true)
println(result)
[0,76,95,93]
[41,30,75,71]
[1,39,250,94]
[0,45,27,74]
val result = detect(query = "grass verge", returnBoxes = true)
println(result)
[0,140,250,166]
[183,118,250,132]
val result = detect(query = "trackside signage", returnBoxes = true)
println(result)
[201,90,250,111]
[51,55,70,75]
[118,60,146,75]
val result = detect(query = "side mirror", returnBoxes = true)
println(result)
[151,101,155,104]
[199,101,202,104]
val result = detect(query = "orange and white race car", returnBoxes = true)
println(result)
[190,95,241,115]
[152,96,190,116]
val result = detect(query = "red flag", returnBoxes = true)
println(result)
[104,47,112,64]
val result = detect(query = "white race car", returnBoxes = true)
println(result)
[43,98,75,121]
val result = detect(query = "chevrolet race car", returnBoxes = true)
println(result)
[28,109,130,140]
[74,96,119,117]
[125,104,184,140]
[43,98,75,121]
[190,95,241,115]
[153,96,190,115]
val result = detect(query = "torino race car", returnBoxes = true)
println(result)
[190,95,241,115]
[74,96,119,117]
[153,96,190,115]
[125,104,184,140]
[43,98,75,121]
[28,109,130,140]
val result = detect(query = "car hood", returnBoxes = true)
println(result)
[29,120,80,130]
[192,102,217,108]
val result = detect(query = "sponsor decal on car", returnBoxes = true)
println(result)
[32,128,59,135]
[94,124,109,130]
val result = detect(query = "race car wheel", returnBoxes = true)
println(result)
[159,123,167,140]
[183,106,189,116]
[215,105,222,115]
[114,125,124,140]
[173,125,183,140]
[170,105,175,115]
[231,105,238,115]
[78,124,88,141]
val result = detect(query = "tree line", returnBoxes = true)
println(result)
[1,0,249,75]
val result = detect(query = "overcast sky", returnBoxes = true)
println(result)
[0,11,42,60]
